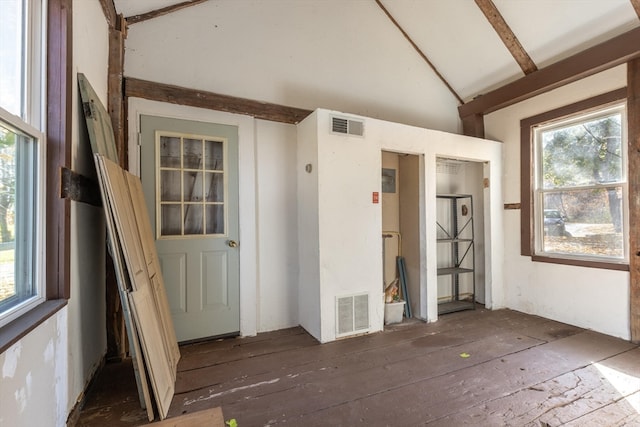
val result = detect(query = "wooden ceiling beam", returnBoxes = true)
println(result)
[124,77,312,124]
[631,0,640,19]
[474,0,537,75]
[459,26,640,118]
[375,0,463,105]
[98,0,117,28]
[126,0,209,25]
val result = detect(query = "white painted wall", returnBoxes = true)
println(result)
[484,65,630,339]
[0,1,109,425]
[122,0,461,133]
[255,120,299,332]
[68,0,109,412]
[298,109,503,342]
[0,310,68,426]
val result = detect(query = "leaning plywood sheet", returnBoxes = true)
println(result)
[95,157,154,421]
[129,284,175,419]
[96,154,176,419]
[79,74,153,420]
[125,172,180,373]
[96,155,152,294]
[99,154,179,373]
[78,73,120,162]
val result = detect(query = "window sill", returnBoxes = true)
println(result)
[0,299,67,354]
[531,254,629,271]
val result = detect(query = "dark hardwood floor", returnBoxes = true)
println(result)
[75,308,640,426]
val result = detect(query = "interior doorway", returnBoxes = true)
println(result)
[435,158,486,310]
[381,151,421,320]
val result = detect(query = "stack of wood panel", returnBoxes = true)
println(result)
[79,73,179,421]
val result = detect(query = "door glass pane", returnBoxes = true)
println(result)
[160,136,181,168]
[161,205,182,236]
[184,204,203,235]
[160,170,181,202]
[205,140,223,170]
[183,138,202,169]
[206,205,224,234]
[205,172,224,202]
[158,133,226,237]
[183,171,203,202]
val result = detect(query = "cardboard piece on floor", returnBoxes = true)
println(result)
[138,407,225,427]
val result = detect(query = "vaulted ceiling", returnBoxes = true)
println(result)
[112,0,640,105]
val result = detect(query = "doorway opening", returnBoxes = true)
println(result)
[435,157,486,314]
[381,151,420,325]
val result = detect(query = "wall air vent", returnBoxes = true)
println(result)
[331,116,364,137]
[336,293,369,338]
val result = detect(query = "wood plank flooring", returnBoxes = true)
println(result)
[75,308,640,426]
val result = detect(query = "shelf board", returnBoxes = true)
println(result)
[437,267,474,276]
[438,300,475,314]
[437,238,473,243]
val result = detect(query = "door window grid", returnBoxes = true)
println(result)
[157,133,226,238]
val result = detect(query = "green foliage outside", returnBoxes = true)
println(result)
[541,113,623,229]
[0,125,15,243]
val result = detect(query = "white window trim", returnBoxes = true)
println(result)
[532,102,629,264]
[0,0,47,328]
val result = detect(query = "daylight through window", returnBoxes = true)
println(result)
[0,0,45,327]
[533,103,627,263]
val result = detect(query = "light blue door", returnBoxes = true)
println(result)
[140,115,239,342]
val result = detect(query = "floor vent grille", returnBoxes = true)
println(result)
[336,293,369,338]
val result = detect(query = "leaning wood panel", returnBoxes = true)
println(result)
[629,58,640,343]
[129,285,175,419]
[97,156,151,294]
[95,156,154,421]
[78,73,120,163]
[125,171,181,372]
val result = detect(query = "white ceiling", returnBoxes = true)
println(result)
[113,0,640,103]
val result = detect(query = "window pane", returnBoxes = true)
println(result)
[541,188,623,259]
[0,0,23,117]
[205,204,224,235]
[0,123,35,312]
[205,172,223,202]
[160,136,181,168]
[184,204,203,235]
[183,171,203,202]
[160,170,181,202]
[161,205,182,236]
[540,112,623,189]
[183,138,202,169]
[204,140,223,170]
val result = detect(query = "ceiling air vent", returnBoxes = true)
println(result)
[331,116,364,137]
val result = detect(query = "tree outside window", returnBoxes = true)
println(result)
[534,103,627,262]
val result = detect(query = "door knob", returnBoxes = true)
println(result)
[227,240,238,248]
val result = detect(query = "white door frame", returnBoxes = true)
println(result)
[128,98,258,337]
